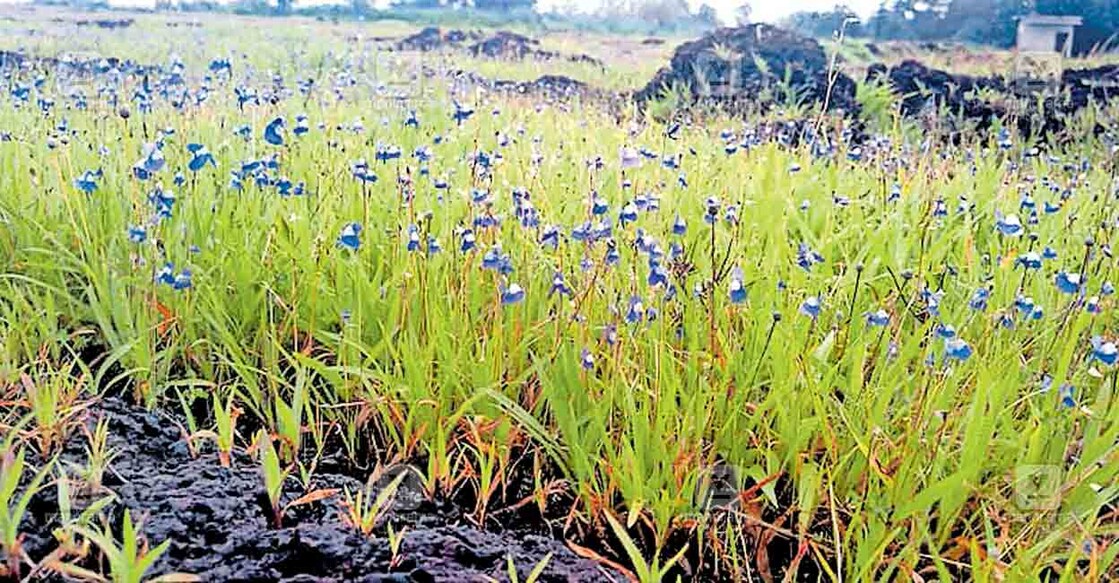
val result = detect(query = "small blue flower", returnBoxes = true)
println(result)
[550,272,571,297]
[865,309,890,327]
[263,117,285,146]
[1058,384,1076,408]
[1042,247,1058,260]
[1103,281,1116,296]
[1017,252,1042,270]
[728,267,747,304]
[625,296,645,324]
[580,348,595,370]
[406,225,420,252]
[1090,336,1117,366]
[1055,271,1082,294]
[648,263,670,288]
[995,212,1023,236]
[460,229,476,253]
[187,143,215,172]
[155,262,176,285]
[337,223,362,251]
[127,225,146,243]
[799,296,821,320]
[427,236,442,255]
[172,269,193,290]
[672,214,687,236]
[936,324,957,339]
[1086,296,1101,314]
[501,283,525,305]
[944,338,972,361]
[969,288,989,311]
[73,169,101,194]
[619,202,638,226]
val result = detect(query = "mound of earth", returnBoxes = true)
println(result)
[75,18,134,29]
[469,31,547,59]
[867,60,1005,121]
[634,24,859,113]
[395,27,481,52]
[14,398,612,582]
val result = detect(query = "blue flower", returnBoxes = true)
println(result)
[550,272,571,297]
[293,115,309,136]
[1042,247,1058,260]
[995,212,1023,236]
[1086,296,1101,314]
[625,296,645,324]
[155,262,176,285]
[619,202,638,226]
[944,338,972,361]
[1090,336,1117,366]
[580,348,595,370]
[501,283,525,305]
[1058,384,1076,408]
[452,103,474,125]
[172,269,193,290]
[648,263,670,288]
[427,236,441,255]
[1017,252,1042,270]
[338,223,362,251]
[460,229,476,253]
[127,225,146,243]
[133,143,165,180]
[404,110,419,128]
[969,288,989,311]
[73,169,101,194]
[406,225,420,252]
[936,324,957,339]
[796,243,825,271]
[728,267,747,304]
[263,117,285,146]
[865,309,890,327]
[704,197,720,225]
[799,296,821,320]
[1055,271,1082,294]
[1103,281,1116,296]
[672,214,687,236]
[187,143,215,172]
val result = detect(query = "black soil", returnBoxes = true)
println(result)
[14,399,613,582]
[634,24,859,114]
[636,24,1119,142]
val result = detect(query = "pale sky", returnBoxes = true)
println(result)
[7,0,884,23]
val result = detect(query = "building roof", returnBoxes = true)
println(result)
[1019,14,1084,27]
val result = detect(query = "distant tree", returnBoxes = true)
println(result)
[276,0,292,14]
[474,0,535,11]
[734,2,751,26]
[783,4,865,38]
[696,3,721,28]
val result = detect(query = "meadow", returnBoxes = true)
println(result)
[0,6,1116,582]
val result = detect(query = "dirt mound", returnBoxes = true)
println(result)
[449,70,595,101]
[867,60,1004,120]
[1062,65,1119,110]
[75,18,134,29]
[469,31,545,59]
[17,398,611,582]
[395,27,480,52]
[634,24,859,113]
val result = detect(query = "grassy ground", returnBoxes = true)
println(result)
[0,6,1117,582]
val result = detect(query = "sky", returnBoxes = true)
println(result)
[9,0,884,23]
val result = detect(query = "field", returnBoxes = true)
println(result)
[0,5,1117,582]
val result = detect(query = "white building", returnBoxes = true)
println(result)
[1017,14,1084,57]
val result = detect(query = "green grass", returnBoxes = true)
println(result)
[0,8,1117,582]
